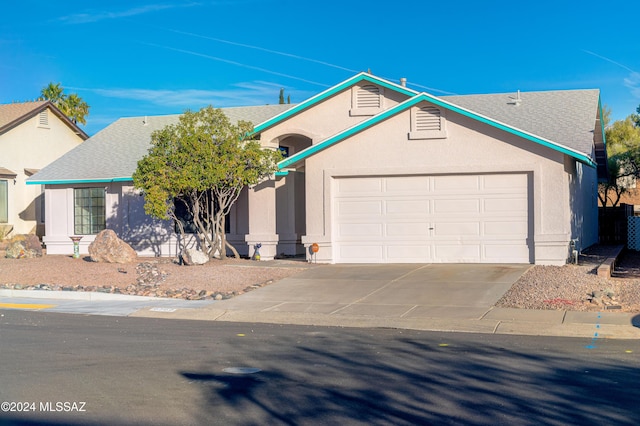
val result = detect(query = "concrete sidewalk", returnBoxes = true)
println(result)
[4,262,639,339]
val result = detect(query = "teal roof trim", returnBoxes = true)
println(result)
[27,177,133,185]
[252,72,417,135]
[278,93,597,170]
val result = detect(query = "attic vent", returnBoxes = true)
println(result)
[409,104,447,140]
[356,85,381,108]
[415,106,442,132]
[350,84,384,116]
[38,110,49,127]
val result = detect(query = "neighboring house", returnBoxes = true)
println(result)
[0,101,88,238]
[29,73,607,265]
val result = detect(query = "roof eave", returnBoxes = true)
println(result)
[27,177,133,185]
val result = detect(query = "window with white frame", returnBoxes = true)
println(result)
[409,104,447,139]
[350,84,384,116]
[74,188,106,234]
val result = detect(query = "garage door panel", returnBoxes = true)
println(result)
[387,245,432,262]
[385,176,431,193]
[433,175,480,192]
[435,222,480,236]
[433,199,480,214]
[484,221,528,236]
[435,244,482,261]
[333,174,531,264]
[483,173,528,190]
[385,200,430,214]
[483,197,528,213]
[338,223,383,238]
[337,200,383,215]
[337,177,383,194]
[484,244,531,261]
[338,245,384,262]
[387,222,431,237]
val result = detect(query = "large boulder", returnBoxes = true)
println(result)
[88,230,137,263]
[5,234,43,259]
[182,248,209,265]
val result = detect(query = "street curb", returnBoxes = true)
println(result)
[128,306,640,339]
[0,289,176,302]
[3,289,640,339]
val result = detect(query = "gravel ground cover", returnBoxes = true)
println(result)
[0,255,309,300]
[496,247,640,313]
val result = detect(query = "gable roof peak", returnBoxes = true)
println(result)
[252,72,417,135]
[0,100,89,139]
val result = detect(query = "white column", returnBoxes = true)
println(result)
[245,179,279,261]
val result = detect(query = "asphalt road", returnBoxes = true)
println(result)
[0,310,639,425]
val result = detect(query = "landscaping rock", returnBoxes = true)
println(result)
[88,229,137,263]
[182,248,209,265]
[5,234,43,259]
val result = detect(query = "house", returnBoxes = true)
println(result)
[29,73,607,265]
[0,101,88,238]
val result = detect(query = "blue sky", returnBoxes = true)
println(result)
[2,0,639,136]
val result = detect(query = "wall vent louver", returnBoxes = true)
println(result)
[415,106,441,131]
[356,85,381,109]
[38,110,48,127]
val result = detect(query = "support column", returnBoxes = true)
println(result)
[245,179,279,261]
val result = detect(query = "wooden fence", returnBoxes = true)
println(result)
[599,204,633,245]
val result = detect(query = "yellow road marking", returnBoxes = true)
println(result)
[0,303,56,310]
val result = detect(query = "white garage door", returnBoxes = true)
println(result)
[333,174,531,263]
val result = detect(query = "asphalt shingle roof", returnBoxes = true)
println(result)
[29,104,296,183]
[29,87,602,184]
[0,101,48,132]
[442,89,600,157]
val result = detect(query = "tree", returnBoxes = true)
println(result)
[278,88,285,104]
[38,82,90,125]
[598,114,640,207]
[132,105,282,260]
[40,82,65,104]
[632,104,640,128]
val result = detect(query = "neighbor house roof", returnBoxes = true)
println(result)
[0,100,89,139]
[28,104,295,185]
[278,86,603,171]
[0,167,17,178]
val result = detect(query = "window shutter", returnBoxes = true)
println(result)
[415,106,441,132]
[356,85,381,109]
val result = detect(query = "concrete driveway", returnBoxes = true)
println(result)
[214,263,530,321]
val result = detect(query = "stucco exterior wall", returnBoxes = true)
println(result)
[298,102,579,265]
[43,182,252,257]
[1,109,84,236]
[259,84,410,147]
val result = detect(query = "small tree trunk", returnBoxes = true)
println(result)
[225,240,240,259]
[219,213,227,260]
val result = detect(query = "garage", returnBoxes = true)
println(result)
[333,173,531,263]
